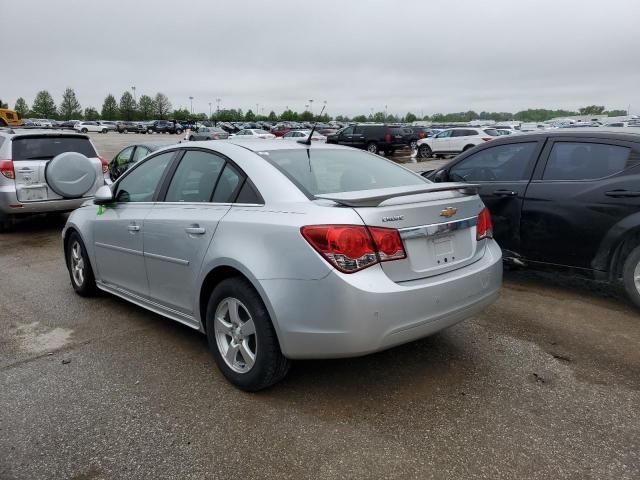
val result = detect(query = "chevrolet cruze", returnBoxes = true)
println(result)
[62,139,502,390]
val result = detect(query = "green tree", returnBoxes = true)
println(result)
[138,95,156,120]
[119,91,137,121]
[32,90,57,118]
[0,99,8,108]
[267,110,278,121]
[172,108,191,121]
[244,109,256,121]
[606,109,627,117]
[299,110,313,121]
[578,105,605,116]
[280,109,295,121]
[84,107,100,121]
[101,94,118,120]
[154,93,172,119]
[14,98,29,117]
[58,87,82,120]
[352,115,368,122]
[405,112,417,123]
[372,111,386,122]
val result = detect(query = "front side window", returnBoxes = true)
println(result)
[543,142,633,181]
[165,151,225,202]
[435,130,452,138]
[115,151,174,202]
[449,142,538,182]
[132,146,150,163]
[340,126,354,136]
[260,148,426,196]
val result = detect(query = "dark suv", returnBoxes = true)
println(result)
[426,128,640,307]
[326,125,407,154]
[147,120,182,135]
[116,121,143,134]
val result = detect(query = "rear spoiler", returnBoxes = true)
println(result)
[315,183,480,207]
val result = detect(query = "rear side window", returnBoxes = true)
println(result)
[543,142,634,181]
[211,164,243,202]
[259,148,425,196]
[449,142,538,182]
[12,136,97,160]
[165,151,225,202]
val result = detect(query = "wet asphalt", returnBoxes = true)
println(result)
[0,134,639,479]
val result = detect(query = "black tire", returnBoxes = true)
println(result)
[463,144,475,152]
[189,135,195,141]
[419,144,432,158]
[0,214,13,233]
[175,128,183,135]
[622,245,640,308]
[101,129,108,134]
[123,128,128,134]
[81,128,88,133]
[66,232,97,297]
[206,277,290,391]
[366,142,378,154]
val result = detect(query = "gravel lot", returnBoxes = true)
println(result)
[1,133,639,479]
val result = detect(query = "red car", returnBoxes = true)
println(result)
[271,125,292,137]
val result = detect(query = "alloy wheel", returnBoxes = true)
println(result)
[70,240,85,287]
[214,297,257,374]
[634,262,640,294]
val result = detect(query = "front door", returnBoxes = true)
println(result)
[143,150,238,313]
[93,150,176,297]
[447,140,543,255]
[430,129,452,153]
[520,138,640,269]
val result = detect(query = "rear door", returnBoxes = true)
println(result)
[143,150,238,314]
[446,140,544,254]
[11,135,101,202]
[520,137,640,269]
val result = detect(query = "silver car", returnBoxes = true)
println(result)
[0,129,108,231]
[62,140,502,390]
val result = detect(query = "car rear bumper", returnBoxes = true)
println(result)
[0,187,91,214]
[261,239,502,359]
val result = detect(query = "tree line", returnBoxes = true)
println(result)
[2,89,629,124]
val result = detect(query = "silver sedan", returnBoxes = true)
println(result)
[62,140,502,390]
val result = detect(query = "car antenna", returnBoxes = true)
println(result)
[298,104,326,145]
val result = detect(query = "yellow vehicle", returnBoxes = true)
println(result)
[0,108,23,127]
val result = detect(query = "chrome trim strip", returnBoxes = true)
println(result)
[399,216,477,239]
[143,251,190,266]
[94,242,143,256]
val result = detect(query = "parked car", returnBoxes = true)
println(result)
[58,120,80,130]
[98,121,117,132]
[0,130,108,231]
[403,126,433,150]
[116,121,141,134]
[109,141,176,182]
[325,124,407,154]
[62,140,502,390]
[186,127,230,141]
[417,128,499,158]
[234,129,276,139]
[271,124,292,137]
[425,128,640,307]
[147,120,183,135]
[74,121,109,134]
[279,130,326,142]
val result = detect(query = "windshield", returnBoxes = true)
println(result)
[258,148,426,196]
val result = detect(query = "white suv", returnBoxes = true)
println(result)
[0,129,108,231]
[417,127,499,158]
[74,121,109,134]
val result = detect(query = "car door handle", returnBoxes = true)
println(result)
[493,189,517,197]
[127,224,140,232]
[185,226,206,235]
[605,189,640,198]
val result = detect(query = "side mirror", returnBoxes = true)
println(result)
[431,170,448,182]
[94,185,113,204]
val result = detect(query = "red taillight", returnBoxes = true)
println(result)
[0,160,15,180]
[384,133,391,143]
[98,155,108,174]
[481,137,493,142]
[419,132,426,138]
[301,225,406,273]
[476,208,493,241]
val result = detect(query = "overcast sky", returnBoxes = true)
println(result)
[2,0,640,117]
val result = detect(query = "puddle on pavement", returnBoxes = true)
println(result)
[14,321,74,354]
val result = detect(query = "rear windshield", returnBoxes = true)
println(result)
[12,136,97,160]
[258,148,426,196]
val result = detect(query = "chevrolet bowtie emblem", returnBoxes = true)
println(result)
[440,207,457,218]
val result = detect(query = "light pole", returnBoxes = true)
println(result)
[216,98,221,115]
[309,99,314,115]
[189,96,194,114]
[208,102,212,118]
[384,104,388,121]
[131,86,136,103]
[256,103,259,119]
[323,100,327,119]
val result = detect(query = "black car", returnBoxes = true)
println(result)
[147,120,182,134]
[426,129,640,306]
[116,121,143,134]
[404,126,436,149]
[109,141,176,181]
[326,124,407,154]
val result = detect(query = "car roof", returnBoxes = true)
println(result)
[473,127,640,146]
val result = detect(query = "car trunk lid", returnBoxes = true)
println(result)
[317,184,487,282]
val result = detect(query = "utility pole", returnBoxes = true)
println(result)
[189,96,194,114]
[309,99,314,115]
[131,86,136,103]
[216,98,221,114]
[208,102,212,118]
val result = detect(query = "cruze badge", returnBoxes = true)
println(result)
[382,215,404,222]
[440,207,457,218]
